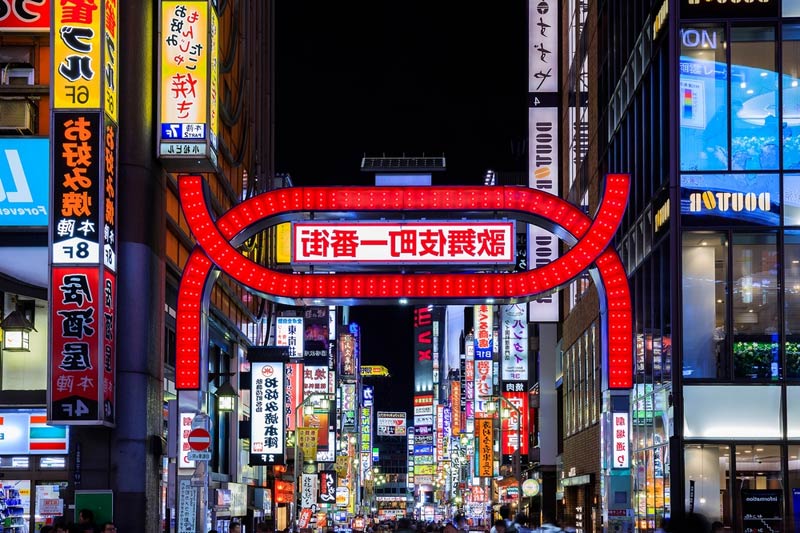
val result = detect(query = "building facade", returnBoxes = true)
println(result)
[0,1,274,531]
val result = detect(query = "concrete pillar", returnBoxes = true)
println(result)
[113,0,165,531]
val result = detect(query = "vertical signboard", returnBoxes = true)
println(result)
[250,361,285,465]
[528,0,560,322]
[53,0,103,109]
[303,306,329,361]
[473,305,493,360]
[285,362,303,431]
[612,412,629,469]
[501,304,528,381]
[318,471,337,505]
[451,380,462,435]
[338,333,355,378]
[341,383,357,433]
[501,388,529,457]
[414,306,434,392]
[158,0,218,169]
[360,406,372,453]
[476,418,494,477]
[50,0,118,427]
[276,316,303,358]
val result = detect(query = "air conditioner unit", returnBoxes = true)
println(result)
[1,67,34,86]
[0,99,34,134]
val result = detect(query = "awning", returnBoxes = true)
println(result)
[0,246,47,295]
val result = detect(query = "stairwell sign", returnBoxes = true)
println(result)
[0,139,49,227]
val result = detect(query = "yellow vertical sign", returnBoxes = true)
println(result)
[103,0,119,122]
[209,7,219,149]
[53,0,104,108]
[160,1,209,126]
[298,427,318,461]
[476,417,494,477]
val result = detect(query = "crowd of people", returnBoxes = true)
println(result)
[38,508,116,533]
[356,506,569,533]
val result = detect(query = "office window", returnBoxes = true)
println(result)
[680,25,728,171]
[682,232,728,379]
[732,233,779,380]
[731,28,778,171]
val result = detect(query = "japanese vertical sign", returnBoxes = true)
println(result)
[414,306,434,393]
[250,361,285,465]
[49,113,116,426]
[528,0,560,322]
[285,362,303,431]
[501,304,528,381]
[50,0,118,427]
[476,417,494,477]
[158,1,219,168]
[501,387,529,457]
[612,412,629,468]
[473,305,493,360]
[297,428,318,462]
[276,316,303,358]
[341,383,357,433]
[301,473,317,510]
[318,471,337,504]
[338,333,355,378]
[53,0,102,108]
[360,406,372,452]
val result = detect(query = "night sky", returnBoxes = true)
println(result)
[275,2,528,412]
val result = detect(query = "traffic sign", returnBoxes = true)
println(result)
[187,428,211,452]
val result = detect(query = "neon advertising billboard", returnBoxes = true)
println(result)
[175,175,632,390]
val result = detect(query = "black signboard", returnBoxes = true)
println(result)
[741,489,782,532]
[680,0,778,19]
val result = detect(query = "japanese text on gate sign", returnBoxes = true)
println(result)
[292,221,515,264]
[612,412,629,469]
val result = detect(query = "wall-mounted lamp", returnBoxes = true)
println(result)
[215,381,237,412]
[0,304,36,352]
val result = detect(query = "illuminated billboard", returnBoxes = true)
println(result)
[292,221,515,265]
[0,138,49,227]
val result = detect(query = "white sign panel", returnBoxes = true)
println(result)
[276,317,303,358]
[303,365,330,396]
[612,412,629,469]
[178,479,197,533]
[501,304,529,381]
[251,362,285,462]
[178,412,196,469]
[377,411,407,436]
[292,221,515,264]
[529,0,560,323]
[301,473,317,509]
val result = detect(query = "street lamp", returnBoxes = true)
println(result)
[487,396,522,508]
[294,392,335,530]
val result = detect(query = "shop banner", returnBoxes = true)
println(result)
[250,361,285,465]
[377,411,406,436]
[285,362,303,431]
[341,383,357,433]
[501,304,528,381]
[297,427,318,461]
[473,305,493,360]
[476,417,494,477]
[276,316,303,358]
[318,471,336,504]
[338,333,355,378]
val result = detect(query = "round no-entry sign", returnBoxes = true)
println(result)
[187,427,211,451]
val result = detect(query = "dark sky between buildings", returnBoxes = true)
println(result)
[275,2,528,412]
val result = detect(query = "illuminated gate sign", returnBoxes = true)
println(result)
[175,176,633,391]
[292,221,515,264]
